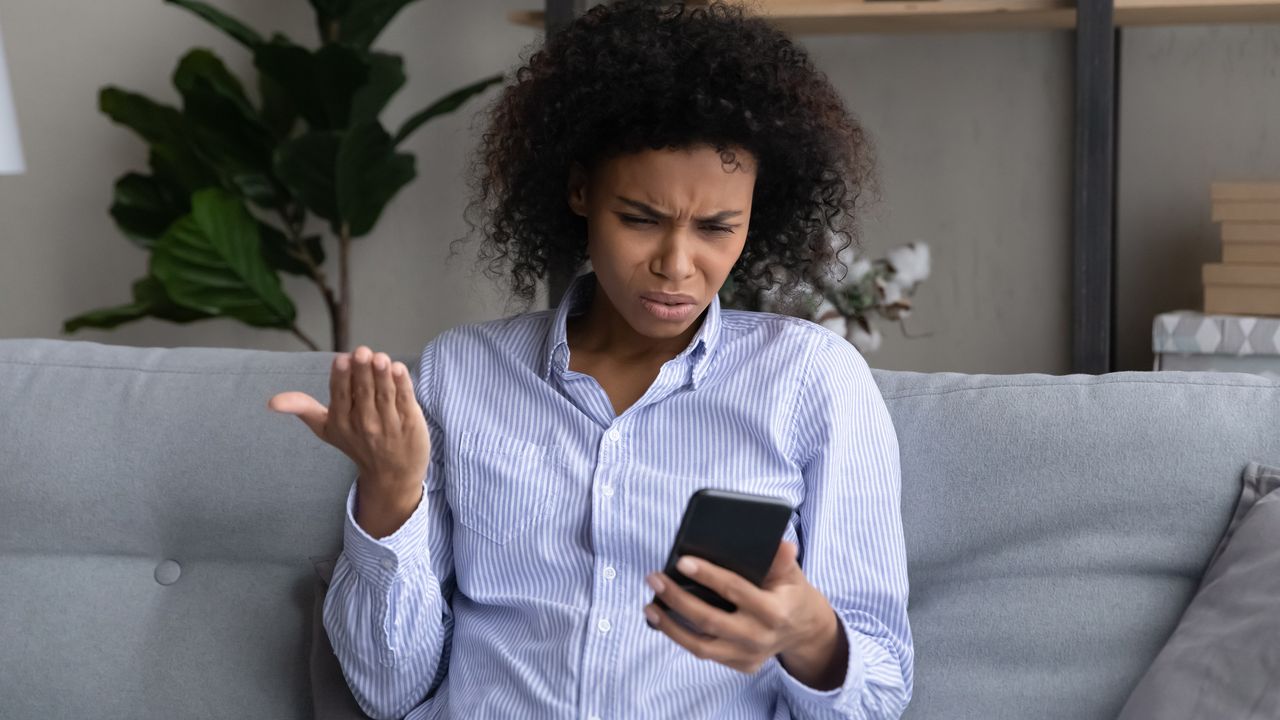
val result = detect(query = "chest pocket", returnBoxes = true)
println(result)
[454,430,566,545]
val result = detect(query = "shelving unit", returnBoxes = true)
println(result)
[512,1,1280,35]
[520,1,1280,373]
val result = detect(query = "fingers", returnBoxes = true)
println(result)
[393,360,417,422]
[647,569,755,641]
[371,352,400,435]
[762,541,803,589]
[351,346,379,433]
[267,391,329,438]
[672,556,770,617]
[644,601,747,668]
[330,352,351,425]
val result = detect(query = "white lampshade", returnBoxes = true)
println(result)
[0,19,25,175]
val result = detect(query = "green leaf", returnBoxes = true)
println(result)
[275,131,341,223]
[395,72,504,145]
[172,50,280,204]
[100,87,220,192]
[337,121,415,236]
[109,172,190,249]
[259,222,326,277]
[173,48,255,119]
[257,51,298,141]
[63,276,212,333]
[254,40,379,131]
[307,0,423,49]
[275,123,414,237]
[151,188,296,328]
[164,0,263,50]
[350,52,404,124]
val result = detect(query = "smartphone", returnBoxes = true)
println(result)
[650,488,795,635]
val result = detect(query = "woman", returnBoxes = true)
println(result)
[270,1,912,717]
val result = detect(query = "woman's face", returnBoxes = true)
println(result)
[567,144,756,344]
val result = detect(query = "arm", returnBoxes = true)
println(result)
[777,332,914,720]
[322,341,456,720]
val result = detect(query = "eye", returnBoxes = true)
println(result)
[702,225,733,235]
[619,214,655,226]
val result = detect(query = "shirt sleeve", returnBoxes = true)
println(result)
[776,330,914,720]
[322,338,456,720]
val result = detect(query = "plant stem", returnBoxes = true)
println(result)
[275,207,342,352]
[291,324,320,350]
[336,221,351,353]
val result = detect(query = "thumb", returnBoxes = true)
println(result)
[763,539,803,589]
[268,391,328,439]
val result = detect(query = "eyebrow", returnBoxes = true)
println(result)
[615,196,742,223]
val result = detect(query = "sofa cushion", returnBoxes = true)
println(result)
[870,369,1280,720]
[1114,461,1280,719]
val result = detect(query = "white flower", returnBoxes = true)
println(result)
[848,258,873,283]
[887,242,930,287]
[848,316,882,353]
[877,276,905,306]
[814,298,847,338]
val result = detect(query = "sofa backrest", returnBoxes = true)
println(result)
[1,338,1274,718]
[878,368,1279,720]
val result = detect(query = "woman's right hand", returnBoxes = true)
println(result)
[267,345,431,537]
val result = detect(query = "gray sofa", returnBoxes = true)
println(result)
[2,337,1274,719]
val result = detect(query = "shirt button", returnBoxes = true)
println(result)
[597,618,612,633]
[603,566,616,580]
[380,559,395,571]
[601,485,615,497]
[608,428,621,442]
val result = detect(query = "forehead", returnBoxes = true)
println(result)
[595,145,757,206]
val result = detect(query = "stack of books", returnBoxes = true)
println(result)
[1204,181,1280,316]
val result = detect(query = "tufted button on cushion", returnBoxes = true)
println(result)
[154,560,182,586]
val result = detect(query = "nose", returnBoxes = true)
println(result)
[651,229,695,280]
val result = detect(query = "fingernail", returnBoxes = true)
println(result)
[676,556,697,575]
[646,574,664,593]
[336,355,348,370]
[644,606,659,626]
[375,359,387,370]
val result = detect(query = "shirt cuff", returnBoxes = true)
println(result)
[776,609,866,714]
[340,474,432,589]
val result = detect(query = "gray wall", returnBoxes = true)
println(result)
[1,1,1278,373]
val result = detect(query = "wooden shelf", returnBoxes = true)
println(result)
[509,0,1280,34]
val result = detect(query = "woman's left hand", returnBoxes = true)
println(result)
[644,540,847,681]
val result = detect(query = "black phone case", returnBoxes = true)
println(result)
[651,488,794,631]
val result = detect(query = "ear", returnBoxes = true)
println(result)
[567,161,589,217]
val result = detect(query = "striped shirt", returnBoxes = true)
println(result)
[323,270,913,720]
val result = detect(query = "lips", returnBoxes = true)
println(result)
[641,292,697,305]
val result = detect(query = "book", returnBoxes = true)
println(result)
[1211,182,1280,202]
[1204,285,1280,316]
[1202,263,1280,286]
[1222,222,1280,244]
[1211,202,1280,223]
[1223,242,1280,265]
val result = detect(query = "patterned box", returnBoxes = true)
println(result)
[1152,310,1280,379]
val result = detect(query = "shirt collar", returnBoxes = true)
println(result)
[542,270,723,389]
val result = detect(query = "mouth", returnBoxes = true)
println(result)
[639,292,699,322]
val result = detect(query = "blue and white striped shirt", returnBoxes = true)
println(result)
[324,270,913,720]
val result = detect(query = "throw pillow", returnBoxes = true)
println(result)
[1115,461,1280,719]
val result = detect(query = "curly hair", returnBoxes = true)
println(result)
[460,0,879,307]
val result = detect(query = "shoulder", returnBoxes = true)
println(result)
[414,310,554,401]
[720,308,865,375]
[422,310,553,360]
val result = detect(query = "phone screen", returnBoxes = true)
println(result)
[651,488,794,635]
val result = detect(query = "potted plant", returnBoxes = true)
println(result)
[64,0,505,351]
